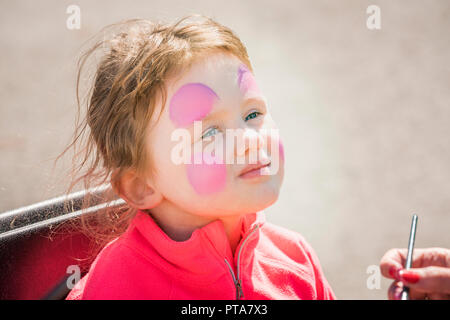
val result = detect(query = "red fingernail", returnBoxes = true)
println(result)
[389,266,401,279]
[399,270,420,284]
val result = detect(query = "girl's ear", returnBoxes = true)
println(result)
[115,169,163,210]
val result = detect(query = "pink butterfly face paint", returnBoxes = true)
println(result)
[169,83,226,195]
[279,139,285,162]
[169,83,219,128]
[237,64,261,95]
[186,152,227,195]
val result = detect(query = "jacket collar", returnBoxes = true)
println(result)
[124,209,266,284]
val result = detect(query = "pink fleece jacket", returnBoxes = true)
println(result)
[66,209,335,300]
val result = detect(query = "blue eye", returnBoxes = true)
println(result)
[201,127,219,139]
[245,111,262,121]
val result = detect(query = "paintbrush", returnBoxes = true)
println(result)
[400,214,418,300]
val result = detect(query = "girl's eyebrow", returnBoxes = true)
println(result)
[243,94,268,108]
[192,94,267,126]
[198,107,229,124]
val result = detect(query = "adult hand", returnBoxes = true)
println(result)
[380,247,450,300]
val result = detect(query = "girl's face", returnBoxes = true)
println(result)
[146,52,284,217]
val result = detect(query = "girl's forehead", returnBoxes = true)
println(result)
[169,53,243,95]
[164,52,261,128]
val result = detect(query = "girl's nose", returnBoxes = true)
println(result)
[235,128,265,163]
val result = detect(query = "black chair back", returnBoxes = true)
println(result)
[0,187,126,299]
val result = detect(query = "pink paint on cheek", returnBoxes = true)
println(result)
[237,64,261,95]
[279,139,285,162]
[169,83,218,127]
[186,152,227,195]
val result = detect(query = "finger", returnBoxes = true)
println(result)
[380,247,450,279]
[387,281,403,300]
[380,248,406,279]
[399,266,450,294]
[417,247,450,268]
[388,280,427,300]
[426,293,450,300]
[408,287,428,300]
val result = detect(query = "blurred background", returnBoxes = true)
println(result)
[0,0,449,299]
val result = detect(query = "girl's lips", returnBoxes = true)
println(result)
[238,162,271,179]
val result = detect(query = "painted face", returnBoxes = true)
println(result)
[146,52,284,217]
[169,83,219,128]
[168,82,227,196]
[237,63,261,96]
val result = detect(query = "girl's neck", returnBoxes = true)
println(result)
[146,201,245,255]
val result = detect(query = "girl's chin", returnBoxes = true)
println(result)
[184,183,281,215]
[236,191,280,213]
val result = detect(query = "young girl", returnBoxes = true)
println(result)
[64,14,335,300]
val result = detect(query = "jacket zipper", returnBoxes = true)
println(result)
[224,225,259,300]
[224,258,242,299]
